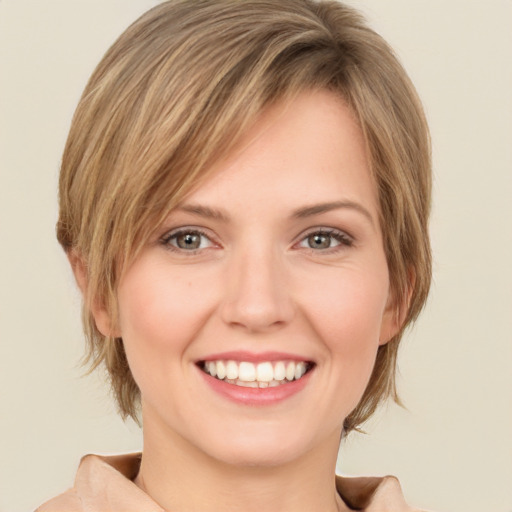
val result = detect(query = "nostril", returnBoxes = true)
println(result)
[219,258,295,331]
[222,299,295,333]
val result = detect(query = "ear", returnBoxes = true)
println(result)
[379,273,414,346]
[67,250,119,338]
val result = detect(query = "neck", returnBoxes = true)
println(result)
[135,408,349,512]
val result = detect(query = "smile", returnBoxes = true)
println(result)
[200,360,313,388]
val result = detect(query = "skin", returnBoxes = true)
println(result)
[87,90,402,512]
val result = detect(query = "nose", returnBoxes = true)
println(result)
[220,245,295,333]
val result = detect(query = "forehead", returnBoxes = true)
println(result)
[180,90,378,222]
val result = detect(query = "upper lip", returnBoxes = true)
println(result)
[198,351,313,363]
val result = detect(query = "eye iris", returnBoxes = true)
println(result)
[176,232,201,249]
[308,233,331,249]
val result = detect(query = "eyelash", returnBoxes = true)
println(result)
[160,228,216,254]
[159,227,354,254]
[296,228,354,253]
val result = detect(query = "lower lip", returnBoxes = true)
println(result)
[198,367,313,406]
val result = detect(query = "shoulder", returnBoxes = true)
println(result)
[34,453,163,512]
[336,474,431,511]
[35,488,83,512]
[33,454,128,512]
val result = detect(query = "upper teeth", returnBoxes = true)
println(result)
[203,360,309,385]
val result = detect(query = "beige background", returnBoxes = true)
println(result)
[1,1,511,511]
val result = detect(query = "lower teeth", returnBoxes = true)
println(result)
[222,378,286,388]
[201,362,312,387]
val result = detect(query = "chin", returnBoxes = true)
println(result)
[195,423,327,469]
[209,442,302,468]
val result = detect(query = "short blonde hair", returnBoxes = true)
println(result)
[57,0,431,434]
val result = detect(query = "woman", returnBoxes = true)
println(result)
[37,0,431,510]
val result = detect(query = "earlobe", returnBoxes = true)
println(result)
[378,305,402,346]
[379,277,414,346]
[67,250,119,338]
[91,302,120,339]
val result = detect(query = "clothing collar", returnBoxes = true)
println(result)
[39,452,417,511]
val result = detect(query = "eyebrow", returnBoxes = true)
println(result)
[177,200,375,226]
[292,201,375,226]
[177,204,230,222]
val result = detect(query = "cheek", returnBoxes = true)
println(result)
[305,265,388,336]
[116,261,218,378]
[299,265,389,385]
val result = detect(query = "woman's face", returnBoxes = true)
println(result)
[101,90,399,467]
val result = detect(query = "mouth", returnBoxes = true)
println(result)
[198,359,315,388]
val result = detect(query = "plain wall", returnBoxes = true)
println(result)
[0,1,511,511]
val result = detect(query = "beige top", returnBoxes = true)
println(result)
[36,453,426,511]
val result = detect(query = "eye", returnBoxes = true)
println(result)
[161,228,215,252]
[298,229,353,251]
